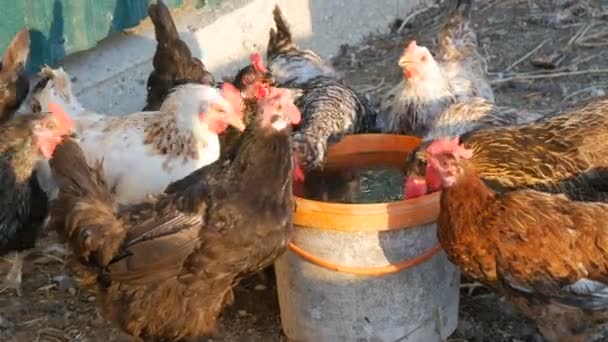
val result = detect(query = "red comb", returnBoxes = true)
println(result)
[293,155,305,182]
[427,137,473,159]
[220,83,245,119]
[254,83,271,99]
[250,53,268,73]
[47,102,74,134]
[405,40,418,56]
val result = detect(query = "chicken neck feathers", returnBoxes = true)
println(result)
[458,97,608,200]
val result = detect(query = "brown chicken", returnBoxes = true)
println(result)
[0,29,30,123]
[49,87,301,341]
[143,0,215,111]
[423,137,608,342]
[404,95,608,202]
[379,0,493,136]
[0,102,72,300]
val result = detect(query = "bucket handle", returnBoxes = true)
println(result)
[287,242,442,276]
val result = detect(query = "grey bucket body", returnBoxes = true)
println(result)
[275,222,460,342]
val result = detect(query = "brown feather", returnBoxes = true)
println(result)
[437,158,608,341]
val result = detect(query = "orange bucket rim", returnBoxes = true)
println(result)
[293,134,440,232]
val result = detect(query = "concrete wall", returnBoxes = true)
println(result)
[59,0,428,114]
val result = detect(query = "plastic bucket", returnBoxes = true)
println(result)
[275,134,460,341]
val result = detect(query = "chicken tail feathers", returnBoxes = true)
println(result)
[455,0,473,18]
[49,139,126,268]
[438,0,478,60]
[148,0,179,44]
[1,29,29,73]
[267,5,295,60]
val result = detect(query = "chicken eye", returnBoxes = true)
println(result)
[44,120,57,130]
[421,55,427,62]
[244,74,254,84]
[32,100,41,113]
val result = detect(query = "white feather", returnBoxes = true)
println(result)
[29,67,226,205]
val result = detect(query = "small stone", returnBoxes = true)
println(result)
[237,310,247,317]
[0,315,14,329]
[87,295,96,302]
[90,316,106,328]
[254,284,267,291]
[54,275,77,292]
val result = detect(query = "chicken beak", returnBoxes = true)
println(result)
[225,111,246,132]
[398,59,413,69]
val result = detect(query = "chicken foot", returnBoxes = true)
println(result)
[0,251,28,297]
[460,281,486,295]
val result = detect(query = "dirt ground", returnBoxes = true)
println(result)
[3,0,608,341]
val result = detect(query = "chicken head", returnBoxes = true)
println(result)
[398,40,441,83]
[403,137,473,199]
[234,53,274,100]
[425,137,473,188]
[33,102,74,159]
[201,83,246,134]
[258,87,301,131]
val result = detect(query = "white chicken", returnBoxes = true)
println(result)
[27,66,245,205]
[379,0,494,137]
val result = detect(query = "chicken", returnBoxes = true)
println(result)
[218,53,274,155]
[423,137,608,342]
[0,29,30,124]
[266,6,338,87]
[404,95,608,202]
[143,0,215,111]
[29,66,244,205]
[267,5,378,172]
[379,0,493,136]
[0,103,72,299]
[48,87,301,341]
[423,97,549,141]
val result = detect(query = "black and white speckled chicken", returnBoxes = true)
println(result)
[267,5,378,173]
[143,0,215,111]
[379,0,493,137]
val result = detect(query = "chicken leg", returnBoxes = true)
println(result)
[1,251,26,296]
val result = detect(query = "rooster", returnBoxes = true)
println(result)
[48,87,301,341]
[424,137,608,342]
[29,66,245,205]
[379,0,493,136]
[267,5,378,172]
[0,103,72,300]
[0,29,30,123]
[404,95,608,202]
[143,0,215,111]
